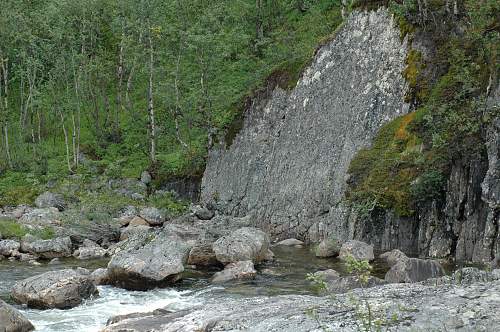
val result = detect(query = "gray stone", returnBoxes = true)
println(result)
[313,269,340,282]
[19,208,60,227]
[21,236,72,259]
[48,258,61,265]
[0,299,34,332]
[139,207,164,226]
[187,242,219,268]
[101,277,500,332]
[11,269,98,309]
[213,227,270,264]
[315,238,341,257]
[211,260,257,283]
[35,191,66,211]
[191,205,214,220]
[128,216,149,227]
[200,9,409,246]
[385,257,445,283]
[107,229,191,290]
[379,249,408,267]
[140,171,152,185]
[326,275,387,293]
[75,240,107,260]
[276,238,304,246]
[90,268,110,285]
[119,225,152,241]
[339,240,374,262]
[0,239,20,256]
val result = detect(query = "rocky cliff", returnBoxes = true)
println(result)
[202,9,409,239]
[201,9,499,263]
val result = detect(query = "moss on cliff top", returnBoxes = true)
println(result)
[346,0,499,217]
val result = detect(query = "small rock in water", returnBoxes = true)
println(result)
[313,269,340,282]
[315,238,341,257]
[212,261,257,283]
[338,240,374,262]
[276,238,304,246]
[48,258,61,265]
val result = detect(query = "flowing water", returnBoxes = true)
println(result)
[0,246,391,331]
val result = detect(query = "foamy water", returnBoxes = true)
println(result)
[20,286,201,332]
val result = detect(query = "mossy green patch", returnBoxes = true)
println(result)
[347,112,423,216]
[0,219,54,240]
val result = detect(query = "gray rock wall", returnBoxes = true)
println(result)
[201,8,499,263]
[202,9,409,240]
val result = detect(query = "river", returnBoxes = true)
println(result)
[0,246,390,331]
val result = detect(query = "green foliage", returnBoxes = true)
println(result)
[347,0,499,217]
[0,219,54,240]
[0,0,344,189]
[347,112,422,216]
[0,172,41,207]
[306,272,329,294]
[344,255,372,286]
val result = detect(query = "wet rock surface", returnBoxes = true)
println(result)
[211,260,257,283]
[102,277,500,331]
[107,228,191,290]
[20,236,72,259]
[385,257,445,283]
[0,299,34,332]
[11,269,98,309]
[339,240,374,262]
[201,9,409,244]
[213,227,270,264]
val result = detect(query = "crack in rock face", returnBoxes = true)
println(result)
[201,9,409,242]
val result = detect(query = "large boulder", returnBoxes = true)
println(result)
[21,236,72,259]
[379,249,408,267]
[211,260,257,283]
[11,269,98,309]
[0,299,34,332]
[315,238,342,257]
[35,192,66,211]
[338,240,374,262]
[385,258,445,283]
[213,227,270,264]
[107,230,191,290]
[0,239,20,256]
[90,268,110,285]
[187,241,219,268]
[138,207,164,226]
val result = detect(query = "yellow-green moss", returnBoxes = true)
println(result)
[347,112,423,216]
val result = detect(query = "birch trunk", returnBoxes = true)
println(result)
[147,27,156,164]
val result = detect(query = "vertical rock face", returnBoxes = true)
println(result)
[201,9,409,241]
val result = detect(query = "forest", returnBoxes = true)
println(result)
[0,0,341,195]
